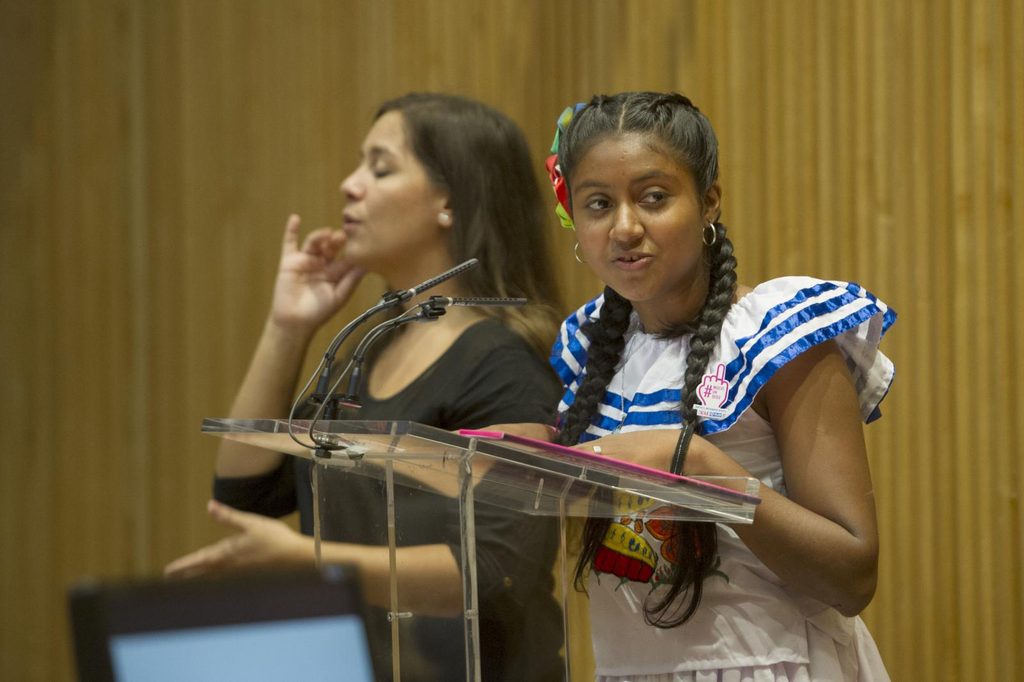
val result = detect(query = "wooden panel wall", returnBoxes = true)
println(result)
[1,1,1020,680]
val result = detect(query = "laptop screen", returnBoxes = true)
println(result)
[69,566,377,682]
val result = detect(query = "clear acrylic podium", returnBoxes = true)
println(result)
[203,418,760,681]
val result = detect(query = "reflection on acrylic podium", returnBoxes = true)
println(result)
[202,419,760,681]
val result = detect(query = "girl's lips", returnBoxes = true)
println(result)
[614,254,653,271]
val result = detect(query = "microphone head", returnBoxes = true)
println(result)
[443,296,528,307]
[409,258,479,297]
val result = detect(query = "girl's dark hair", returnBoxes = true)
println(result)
[375,93,562,357]
[555,92,738,628]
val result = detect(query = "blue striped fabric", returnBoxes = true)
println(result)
[550,277,896,441]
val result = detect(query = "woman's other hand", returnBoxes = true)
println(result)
[163,500,313,579]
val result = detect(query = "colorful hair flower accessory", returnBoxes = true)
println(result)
[545,154,574,230]
[545,103,586,230]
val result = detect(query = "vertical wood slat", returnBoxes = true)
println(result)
[0,3,58,679]
[905,2,939,675]
[969,2,997,677]
[985,0,1020,676]
[1012,1,1024,678]
[1,1,1021,680]
[951,0,981,677]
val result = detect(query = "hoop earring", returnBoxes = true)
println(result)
[702,222,717,246]
[573,242,586,264]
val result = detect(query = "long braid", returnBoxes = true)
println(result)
[556,288,631,590]
[644,223,737,627]
[557,287,632,445]
[679,224,737,429]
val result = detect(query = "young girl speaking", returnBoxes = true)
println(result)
[548,92,895,681]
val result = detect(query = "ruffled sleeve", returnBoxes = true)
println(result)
[700,276,896,435]
[549,293,603,403]
[548,277,896,438]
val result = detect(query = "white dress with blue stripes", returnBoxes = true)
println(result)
[551,277,895,682]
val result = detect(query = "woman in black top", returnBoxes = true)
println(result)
[166,93,565,680]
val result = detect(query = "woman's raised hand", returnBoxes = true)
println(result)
[269,214,366,333]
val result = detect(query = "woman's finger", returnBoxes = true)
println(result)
[164,541,226,578]
[300,227,342,256]
[280,214,302,255]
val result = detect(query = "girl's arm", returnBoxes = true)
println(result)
[693,341,879,615]
[580,340,879,616]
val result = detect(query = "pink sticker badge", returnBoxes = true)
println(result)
[694,363,730,420]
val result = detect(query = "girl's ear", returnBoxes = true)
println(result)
[703,182,722,223]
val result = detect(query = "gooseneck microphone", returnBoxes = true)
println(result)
[316,258,481,389]
[386,259,481,305]
[286,259,482,452]
[428,296,529,308]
